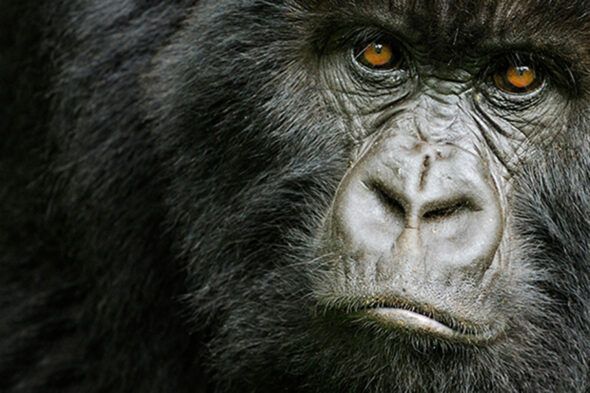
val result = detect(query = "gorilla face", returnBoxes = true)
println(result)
[311,15,579,346]
[153,1,590,391]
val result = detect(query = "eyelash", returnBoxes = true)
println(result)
[483,53,539,77]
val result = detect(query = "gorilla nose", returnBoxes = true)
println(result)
[328,136,503,283]
[369,141,486,230]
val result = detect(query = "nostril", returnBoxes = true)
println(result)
[419,154,431,191]
[422,199,477,221]
[364,180,406,218]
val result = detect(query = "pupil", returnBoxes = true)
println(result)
[373,43,383,54]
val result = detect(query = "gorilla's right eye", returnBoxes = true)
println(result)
[492,62,543,94]
[353,38,403,70]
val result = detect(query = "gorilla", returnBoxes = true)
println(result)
[1,0,590,392]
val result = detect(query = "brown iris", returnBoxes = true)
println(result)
[494,65,541,93]
[356,39,402,70]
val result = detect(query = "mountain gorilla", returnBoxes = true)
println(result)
[2,0,590,392]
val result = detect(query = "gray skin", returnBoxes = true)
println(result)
[314,19,570,345]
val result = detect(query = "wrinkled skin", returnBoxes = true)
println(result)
[1,1,590,392]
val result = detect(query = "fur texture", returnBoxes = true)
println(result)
[1,1,590,392]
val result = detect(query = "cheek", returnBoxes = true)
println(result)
[318,62,414,142]
[467,94,571,174]
[475,90,571,140]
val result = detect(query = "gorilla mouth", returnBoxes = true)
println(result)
[357,299,499,344]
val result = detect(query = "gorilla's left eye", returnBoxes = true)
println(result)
[354,38,403,70]
[493,63,542,94]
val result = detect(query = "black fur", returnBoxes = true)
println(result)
[1,1,590,392]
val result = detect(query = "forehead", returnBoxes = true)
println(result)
[305,0,590,55]
[308,0,588,24]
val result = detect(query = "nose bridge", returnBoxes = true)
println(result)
[412,93,469,143]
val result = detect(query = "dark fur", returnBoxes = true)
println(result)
[1,1,590,392]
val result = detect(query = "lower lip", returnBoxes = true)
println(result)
[364,308,459,337]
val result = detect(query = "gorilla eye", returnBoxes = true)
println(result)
[354,38,403,70]
[493,64,541,94]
